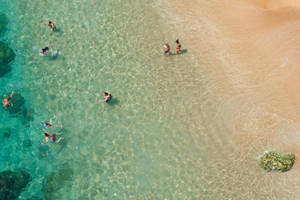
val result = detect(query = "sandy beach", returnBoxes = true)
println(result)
[161,0,300,198]
[163,0,300,156]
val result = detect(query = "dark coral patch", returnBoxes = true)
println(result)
[7,92,25,115]
[0,42,15,77]
[0,12,8,37]
[42,165,73,200]
[0,170,30,200]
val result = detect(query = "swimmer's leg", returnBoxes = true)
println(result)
[50,114,56,124]
[42,141,49,145]
[55,137,64,144]
[8,91,14,100]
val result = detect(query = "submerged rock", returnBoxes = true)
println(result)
[22,139,32,148]
[259,151,295,172]
[0,170,30,200]
[26,196,42,200]
[0,12,8,36]
[0,42,15,77]
[2,127,11,138]
[22,107,34,125]
[42,165,73,200]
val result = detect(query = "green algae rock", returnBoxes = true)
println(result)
[0,170,30,200]
[42,165,73,200]
[0,41,15,77]
[0,12,8,36]
[259,151,295,172]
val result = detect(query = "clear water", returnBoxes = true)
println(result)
[0,0,299,199]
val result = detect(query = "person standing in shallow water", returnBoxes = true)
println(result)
[40,47,50,56]
[175,39,182,54]
[163,43,170,54]
[44,20,55,31]
[100,92,112,103]
[2,91,14,107]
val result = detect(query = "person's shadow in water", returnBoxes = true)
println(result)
[107,98,120,106]
[168,49,188,56]
[46,50,68,61]
[53,27,63,35]
[47,52,59,60]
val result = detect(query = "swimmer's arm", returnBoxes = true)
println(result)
[8,91,15,99]
[50,114,56,124]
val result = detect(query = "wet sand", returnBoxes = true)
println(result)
[161,0,300,198]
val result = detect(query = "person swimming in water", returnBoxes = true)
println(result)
[40,47,50,56]
[42,132,63,144]
[44,115,62,129]
[163,43,170,54]
[44,115,55,129]
[44,20,55,31]
[50,133,63,144]
[42,132,50,144]
[175,39,182,54]
[100,92,112,103]
[3,91,15,108]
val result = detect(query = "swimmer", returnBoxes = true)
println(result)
[51,133,63,144]
[163,43,170,54]
[44,122,52,129]
[175,39,182,54]
[3,91,14,107]
[44,115,62,129]
[42,132,50,144]
[44,115,55,129]
[44,20,55,31]
[40,47,50,56]
[99,92,112,103]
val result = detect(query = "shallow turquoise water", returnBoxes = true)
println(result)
[0,0,209,199]
[1,0,298,199]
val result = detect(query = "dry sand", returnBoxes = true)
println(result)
[253,0,300,9]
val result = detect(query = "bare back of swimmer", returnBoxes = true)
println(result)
[3,91,14,107]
